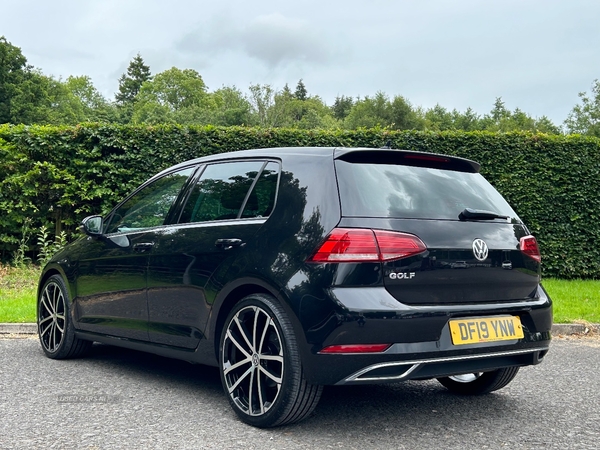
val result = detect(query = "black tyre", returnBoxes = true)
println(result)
[219,293,322,427]
[38,275,92,359]
[437,367,520,395]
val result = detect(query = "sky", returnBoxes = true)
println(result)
[2,0,600,125]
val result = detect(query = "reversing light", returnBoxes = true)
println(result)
[520,235,541,262]
[307,228,426,263]
[319,344,392,354]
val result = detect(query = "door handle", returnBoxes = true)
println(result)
[215,238,244,250]
[133,242,155,252]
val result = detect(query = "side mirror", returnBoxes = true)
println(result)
[80,215,103,236]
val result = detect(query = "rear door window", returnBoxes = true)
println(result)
[335,160,517,220]
[179,160,279,224]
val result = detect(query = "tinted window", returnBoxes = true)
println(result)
[241,162,279,219]
[105,167,194,234]
[180,161,264,223]
[335,160,517,220]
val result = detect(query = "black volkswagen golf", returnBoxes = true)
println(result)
[37,147,552,427]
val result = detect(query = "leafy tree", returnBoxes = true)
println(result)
[344,92,389,129]
[344,92,421,130]
[453,107,482,132]
[276,94,337,129]
[11,74,116,125]
[0,36,56,124]
[132,67,216,124]
[490,97,510,122]
[390,95,422,130]
[247,83,337,129]
[115,54,151,122]
[63,76,116,122]
[424,104,455,131]
[248,84,279,127]
[424,106,486,132]
[476,97,560,134]
[115,54,151,104]
[294,79,307,101]
[534,116,562,135]
[0,36,27,123]
[210,86,254,126]
[564,80,600,136]
[331,95,354,120]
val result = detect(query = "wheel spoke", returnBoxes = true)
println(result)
[41,288,53,315]
[223,356,252,375]
[226,329,252,359]
[248,369,255,415]
[258,315,271,354]
[258,365,282,384]
[56,292,64,316]
[252,308,260,353]
[259,354,283,363]
[256,370,265,415]
[55,319,64,333]
[51,286,60,314]
[228,366,253,394]
[50,321,56,351]
[233,315,254,352]
[39,315,53,326]
[40,321,53,339]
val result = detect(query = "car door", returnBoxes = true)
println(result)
[75,166,196,340]
[146,160,280,348]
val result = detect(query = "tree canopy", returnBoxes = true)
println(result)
[2,34,598,135]
[564,80,600,137]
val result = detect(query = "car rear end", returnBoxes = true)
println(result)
[300,148,552,386]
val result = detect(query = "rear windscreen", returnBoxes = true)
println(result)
[335,160,518,220]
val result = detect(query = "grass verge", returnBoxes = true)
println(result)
[0,264,599,324]
[0,264,39,323]
[542,278,600,323]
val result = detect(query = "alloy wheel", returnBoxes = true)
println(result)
[38,281,66,353]
[448,373,483,383]
[222,305,284,417]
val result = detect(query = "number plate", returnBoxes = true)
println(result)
[449,316,524,345]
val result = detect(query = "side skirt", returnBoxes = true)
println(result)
[74,330,219,367]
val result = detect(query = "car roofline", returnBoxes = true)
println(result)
[154,146,481,179]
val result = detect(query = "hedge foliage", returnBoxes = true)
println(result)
[0,123,598,278]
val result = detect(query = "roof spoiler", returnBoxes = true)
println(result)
[334,148,481,173]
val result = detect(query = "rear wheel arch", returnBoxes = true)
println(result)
[210,279,306,364]
[212,280,277,360]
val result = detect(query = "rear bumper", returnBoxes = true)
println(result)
[337,346,548,385]
[299,285,552,385]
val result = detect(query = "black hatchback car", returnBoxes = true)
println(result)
[37,147,552,427]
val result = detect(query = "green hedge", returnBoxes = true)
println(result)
[0,123,599,278]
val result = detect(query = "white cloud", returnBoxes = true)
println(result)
[177,12,339,69]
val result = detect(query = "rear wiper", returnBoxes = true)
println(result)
[459,208,510,221]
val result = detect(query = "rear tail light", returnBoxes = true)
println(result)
[319,344,391,354]
[307,228,426,263]
[520,235,541,262]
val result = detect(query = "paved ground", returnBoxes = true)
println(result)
[0,336,599,449]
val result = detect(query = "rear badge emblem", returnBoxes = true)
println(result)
[389,272,416,280]
[472,239,489,261]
